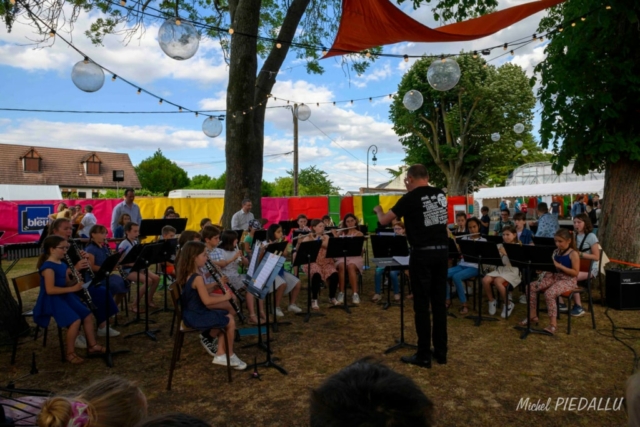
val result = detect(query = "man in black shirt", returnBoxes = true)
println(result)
[373,164,449,369]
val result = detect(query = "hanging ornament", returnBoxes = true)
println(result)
[491,133,500,142]
[202,117,223,138]
[513,123,525,134]
[515,140,523,148]
[521,149,529,156]
[427,58,461,91]
[294,104,311,121]
[158,18,200,60]
[402,90,424,111]
[71,58,105,93]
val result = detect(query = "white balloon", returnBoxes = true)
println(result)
[513,123,525,134]
[402,90,424,111]
[294,104,311,121]
[202,117,223,138]
[521,149,529,156]
[515,140,523,148]
[427,58,461,91]
[158,18,200,60]
[71,60,104,93]
[491,133,500,142]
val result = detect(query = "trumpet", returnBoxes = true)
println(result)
[203,259,246,323]
[63,251,96,311]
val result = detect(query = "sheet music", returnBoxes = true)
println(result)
[247,240,261,277]
[393,256,410,265]
[253,253,279,290]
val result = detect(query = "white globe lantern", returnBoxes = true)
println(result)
[202,117,223,138]
[513,123,525,134]
[71,58,105,93]
[158,18,200,60]
[491,133,500,142]
[294,104,311,121]
[515,140,523,148]
[427,58,461,91]
[521,149,529,156]
[402,90,424,111]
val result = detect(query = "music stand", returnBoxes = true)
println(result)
[139,218,188,236]
[292,240,323,322]
[152,238,178,315]
[505,244,557,339]
[484,235,503,244]
[120,244,147,328]
[532,236,556,246]
[379,258,417,354]
[254,230,267,244]
[457,240,503,326]
[370,235,409,310]
[124,242,165,341]
[279,220,297,236]
[89,252,131,367]
[325,236,365,314]
[265,240,289,332]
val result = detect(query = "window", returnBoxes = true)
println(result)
[78,191,87,198]
[83,154,102,175]
[21,149,42,173]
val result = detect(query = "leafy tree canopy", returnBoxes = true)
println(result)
[134,149,190,195]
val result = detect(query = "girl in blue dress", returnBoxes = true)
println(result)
[176,241,246,370]
[33,236,105,364]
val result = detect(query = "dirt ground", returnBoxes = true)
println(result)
[1,257,637,427]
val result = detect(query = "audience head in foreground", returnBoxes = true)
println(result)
[134,413,211,427]
[310,358,434,427]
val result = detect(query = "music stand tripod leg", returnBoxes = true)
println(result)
[252,290,287,375]
[385,270,417,354]
[514,265,552,338]
[464,259,498,326]
[242,299,272,354]
[99,275,130,367]
[124,265,160,341]
[383,267,392,310]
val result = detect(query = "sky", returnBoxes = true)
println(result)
[0,0,549,193]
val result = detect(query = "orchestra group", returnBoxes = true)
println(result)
[30,165,602,371]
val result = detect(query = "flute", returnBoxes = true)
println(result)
[63,251,97,311]
[204,260,247,323]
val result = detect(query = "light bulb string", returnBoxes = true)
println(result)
[16,0,221,120]
[102,0,604,61]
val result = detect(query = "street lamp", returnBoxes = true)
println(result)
[367,145,378,192]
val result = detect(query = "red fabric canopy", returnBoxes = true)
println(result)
[324,0,564,58]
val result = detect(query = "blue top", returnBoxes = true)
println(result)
[480,215,490,235]
[535,213,559,238]
[181,273,229,330]
[518,228,534,245]
[113,225,124,239]
[554,249,574,270]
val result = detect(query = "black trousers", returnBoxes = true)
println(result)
[311,273,338,299]
[409,248,449,358]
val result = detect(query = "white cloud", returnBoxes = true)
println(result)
[0,118,224,151]
[0,11,229,85]
[352,62,393,88]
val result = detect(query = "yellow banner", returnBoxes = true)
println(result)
[379,195,402,214]
[136,198,225,232]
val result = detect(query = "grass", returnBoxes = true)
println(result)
[1,257,638,426]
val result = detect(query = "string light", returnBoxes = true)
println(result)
[510,50,514,55]
[440,55,445,63]
[571,22,576,27]
[179,107,183,112]
[9,0,15,4]
[472,51,478,58]
[195,112,198,117]
[503,43,508,50]
[49,30,55,38]
[159,99,163,105]
[137,88,141,95]
[558,26,564,32]
[481,49,491,56]
[83,56,89,64]
[321,47,327,56]
[350,100,353,104]
[120,0,125,5]
[365,50,371,58]
[276,42,282,49]
[581,16,586,21]
[369,97,372,102]
[111,75,117,81]
[606,5,611,9]
[403,55,409,62]
[333,102,336,106]
[532,34,537,40]
[228,28,234,34]
[316,103,319,107]
[175,18,181,26]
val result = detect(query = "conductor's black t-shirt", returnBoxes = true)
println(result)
[390,186,448,247]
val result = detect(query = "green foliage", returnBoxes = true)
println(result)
[385,167,405,178]
[97,189,164,198]
[261,180,274,197]
[188,172,226,189]
[534,0,640,174]
[390,54,540,193]
[134,149,190,195]
[398,0,498,23]
[291,165,341,195]
[272,176,295,197]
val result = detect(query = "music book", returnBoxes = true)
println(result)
[392,256,410,265]
[244,252,285,300]
[247,240,262,277]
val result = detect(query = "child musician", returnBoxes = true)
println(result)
[176,241,247,370]
[265,224,302,315]
[481,225,522,318]
[301,219,339,310]
[118,222,160,313]
[33,236,105,364]
[520,228,580,335]
[332,213,364,305]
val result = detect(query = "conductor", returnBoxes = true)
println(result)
[373,164,449,369]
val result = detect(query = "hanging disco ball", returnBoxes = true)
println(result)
[515,140,523,148]
[202,117,223,138]
[513,123,525,134]
[491,133,500,142]
[402,90,423,111]
[158,18,200,60]
[427,58,461,91]
[294,104,311,121]
[71,59,105,93]
[521,149,529,156]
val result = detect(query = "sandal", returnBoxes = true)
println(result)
[544,325,557,335]
[88,344,106,354]
[66,353,84,364]
[518,317,539,327]
[458,305,469,315]
[248,314,259,325]
[445,300,452,310]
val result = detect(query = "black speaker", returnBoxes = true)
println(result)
[606,268,640,310]
[113,170,125,182]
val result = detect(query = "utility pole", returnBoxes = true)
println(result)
[293,103,299,196]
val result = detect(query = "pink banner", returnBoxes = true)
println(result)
[0,199,122,245]
[260,198,290,227]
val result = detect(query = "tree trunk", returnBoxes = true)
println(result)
[222,0,311,228]
[445,173,469,196]
[599,158,640,265]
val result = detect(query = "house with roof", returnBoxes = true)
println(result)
[0,144,141,199]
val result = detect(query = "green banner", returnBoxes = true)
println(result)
[329,195,341,225]
[362,194,380,231]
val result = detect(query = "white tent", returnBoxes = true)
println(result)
[0,185,62,201]
[474,179,604,206]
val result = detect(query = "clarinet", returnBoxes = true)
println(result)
[63,251,97,311]
[109,246,131,285]
[204,260,247,323]
[70,239,95,281]
[205,258,246,304]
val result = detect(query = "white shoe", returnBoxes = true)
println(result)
[75,334,87,349]
[287,304,302,313]
[229,353,247,370]
[97,326,120,337]
[371,294,381,302]
[275,307,284,317]
[336,292,344,303]
[393,294,401,301]
[311,299,320,310]
[352,293,361,304]
[519,294,527,304]
[467,287,474,296]
[501,302,515,319]
[488,300,497,316]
